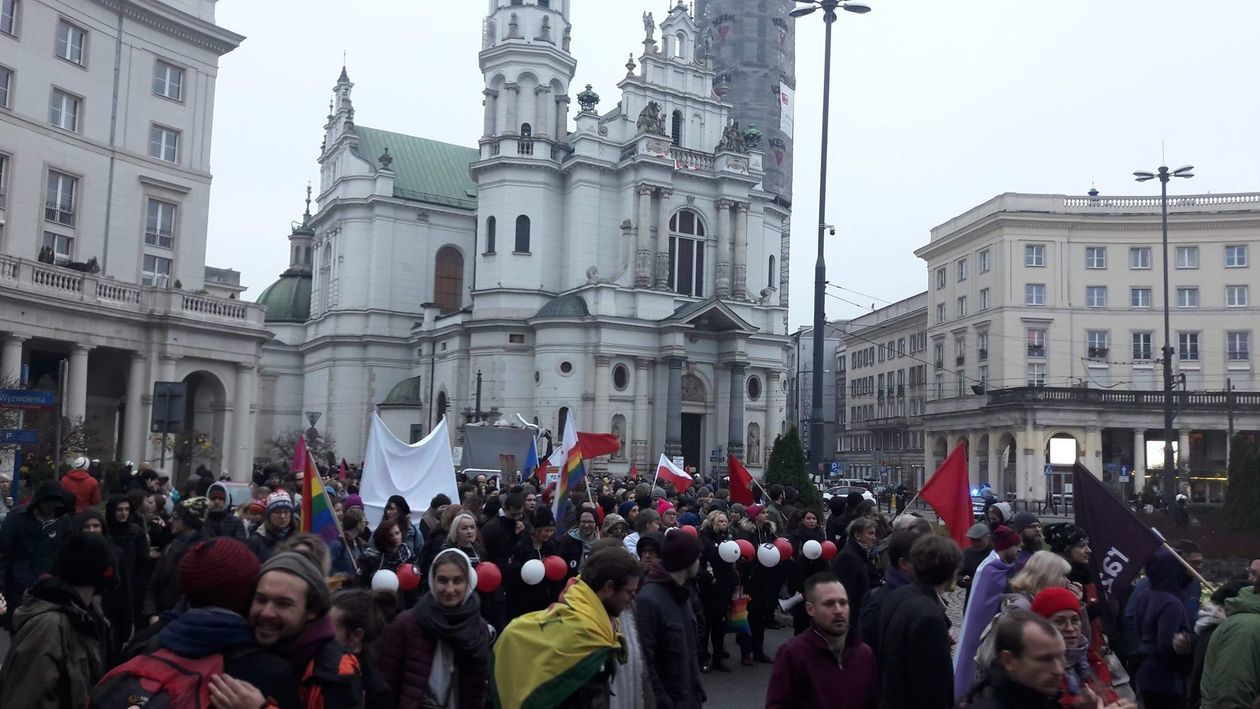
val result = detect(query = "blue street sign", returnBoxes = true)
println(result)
[0,389,55,409]
[829,462,841,474]
[0,429,38,444]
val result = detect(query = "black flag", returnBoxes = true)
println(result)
[1072,462,1164,610]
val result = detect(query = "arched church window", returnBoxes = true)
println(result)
[558,406,569,436]
[768,254,776,289]
[520,123,532,137]
[671,110,683,147]
[676,32,687,59]
[434,246,463,313]
[436,391,449,421]
[485,216,496,254]
[668,209,706,297]
[515,215,531,253]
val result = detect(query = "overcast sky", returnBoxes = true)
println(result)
[208,0,1260,328]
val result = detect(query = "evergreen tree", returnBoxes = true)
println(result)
[764,426,821,512]
[1224,434,1260,530]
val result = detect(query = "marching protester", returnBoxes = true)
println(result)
[1199,575,1260,708]
[953,525,1022,699]
[786,509,827,633]
[0,481,73,627]
[482,492,527,569]
[624,508,660,556]
[60,455,101,513]
[330,588,397,708]
[205,482,247,540]
[104,494,148,638]
[144,496,209,624]
[859,529,921,652]
[382,495,426,561]
[959,610,1070,709]
[559,507,600,578]
[73,508,133,659]
[1134,548,1196,709]
[637,528,706,707]
[738,503,781,665]
[960,522,994,596]
[698,509,737,672]
[1029,586,1126,706]
[830,516,879,630]
[248,490,300,561]
[1012,511,1043,565]
[505,506,561,619]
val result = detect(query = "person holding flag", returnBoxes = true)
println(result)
[655,454,694,493]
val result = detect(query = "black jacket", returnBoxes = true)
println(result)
[831,537,879,625]
[959,665,1060,709]
[636,562,705,709]
[481,514,525,569]
[144,528,207,617]
[876,583,953,709]
[504,536,560,620]
[204,510,246,541]
[0,482,73,623]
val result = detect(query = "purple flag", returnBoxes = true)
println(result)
[1072,462,1164,609]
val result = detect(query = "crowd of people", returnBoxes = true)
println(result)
[0,454,1255,708]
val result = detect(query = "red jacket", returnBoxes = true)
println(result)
[60,470,100,513]
[766,627,879,709]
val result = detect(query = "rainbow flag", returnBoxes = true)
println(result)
[300,447,339,543]
[728,593,751,636]
[551,446,585,526]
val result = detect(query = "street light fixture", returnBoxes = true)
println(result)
[1134,164,1193,509]
[795,0,870,473]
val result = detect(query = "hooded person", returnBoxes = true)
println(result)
[824,495,849,546]
[0,480,74,627]
[379,547,491,708]
[144,496,211,622]
[60,455,101,513]
[105,493,149,636]
[73,508,133,660]
[984,500,1013,530]
[953,525,1023,700]
[1134,548,1194,706]
[248,491,299,562]
[205,482,247,541]
[637,528,706,707]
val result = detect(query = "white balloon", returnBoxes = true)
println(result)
[521,558,546,585]
[718,540,741,564]
[371,569,399,592]
[802,539,822,560]
[756,543,781,568]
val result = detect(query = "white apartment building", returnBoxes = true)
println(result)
[0,0,267,478]
[835,292,928,485]
[915,191,1260,503]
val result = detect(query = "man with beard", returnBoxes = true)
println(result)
[559,508,600,578]
[1011,511,1043,568]
[637,528,705,708]
[766,572,878,709]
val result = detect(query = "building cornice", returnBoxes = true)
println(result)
[90,0,245,56]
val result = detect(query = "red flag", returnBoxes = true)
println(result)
[727,454,755,506]
[290,435,308,475]
[337,458,348,481]
[628,463,639,481]
[577,432,621,459]
[919,441,973,547]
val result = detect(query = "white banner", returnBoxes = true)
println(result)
[360,413,459,528]
[779,82,795,139]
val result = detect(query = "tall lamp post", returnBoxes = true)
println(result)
[1134,164,1193,508]
[791,0,869,473]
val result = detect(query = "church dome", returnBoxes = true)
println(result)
[382,376,424,406]
[535,294,589,318]
[256,271,312,323]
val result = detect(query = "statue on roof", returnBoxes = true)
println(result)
[716,121,747,154]
[643,12,655,42]
[636,101,667,136]
[378,148,393,169]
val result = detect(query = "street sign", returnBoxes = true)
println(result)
[1044,464,1054,476]
[0,389,55,409]
[671,456,685,471]
[150,382,188,433]
[829,462,840,474]
[709,448,721,463]
[0,429,38,444]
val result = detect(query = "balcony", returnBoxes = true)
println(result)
[1087,346,1110,360]
[955,355,965,365]
[978,348,988,361]
[1027,345,1046,357]
[0,255,264,327]
[986,386,1260,412]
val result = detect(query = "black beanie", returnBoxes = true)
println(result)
[54,533,117,591]
[660,528,702,572]
[531,506,556,529]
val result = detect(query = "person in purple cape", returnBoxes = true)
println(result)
[953,525,1022,700]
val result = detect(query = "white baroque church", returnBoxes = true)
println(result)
[255,0,793,478]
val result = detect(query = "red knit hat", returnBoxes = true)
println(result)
[1031,586,1082,620]
[992,525,1020,552]
[178,538,261,616]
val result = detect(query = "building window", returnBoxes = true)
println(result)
[978,364,988,388]
[612,363,630,391]
[145,199,176,249]
[153,60,183,101]
[1226,244,1248,268]
[1130,247,1151,270]
[433,246,463,313]
[45,170,77,226]
[935,267,945,289]
[1132,332,1153,360]
[668,209,706,297]
[956,296,967,317]
[670,110,682,146]
[0,0,16,36]
[1130,287,1152,308]
[897,337,905,357]
[979,287,990,311]
[1027,329,1046,358]
[936,303,945,323]
[1175,245,1199,269]
[1025,244,1045,267]
[977,332,988,360]
[1087,330,1109,360]
[0,65,10,109]
[1176,287,1199,308]
[956,258,967,282]
[49,88,81,131]
[1178,332,1199,361]
[933,342,943,369]
[747,375,762,401]
[149,125,180,163]
[42,231,73,264]
[514,214,530,253]
[508,333,525,344]
[55,19,86,65]
[979,248,991,273]
[1085,246,1106,269]
[142,254,171,287]
[934,373,944,399]
[1227,285,1248,307]
[1227,332,1250,361]
[1025,283,1045,306]
[1085,285,1107,308]
[768,254,776,289]
[484,216,496,254]
[1027,363,1046,388]
[956,370,966,397]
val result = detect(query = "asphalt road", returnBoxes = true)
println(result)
[701,618,793,707]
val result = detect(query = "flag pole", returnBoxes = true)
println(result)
[312,450,358,576]
[1162,542,1215,593]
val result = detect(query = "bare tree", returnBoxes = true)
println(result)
[267,429,338,470]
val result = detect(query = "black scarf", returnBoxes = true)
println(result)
[413,592,489,663]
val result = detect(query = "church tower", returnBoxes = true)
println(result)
[472,0,577,301]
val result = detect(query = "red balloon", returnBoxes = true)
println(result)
[475,562,502,593]
[543,555,568,581]
[820,540,839,561]
[396,563,421,591]
[681,525,699,537]
[735,538,755,562]
[774,537,794,561]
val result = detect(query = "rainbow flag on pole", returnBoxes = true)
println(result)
[297,437,339,543]
[550,415,584,524]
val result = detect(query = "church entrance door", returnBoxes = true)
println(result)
[681,413,704,480]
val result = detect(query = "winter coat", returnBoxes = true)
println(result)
[0,482,73,621]
[204,509,247,541]
[1135,549,1192,696]
[636,562,705,709]
[697,526,737,615]
[0,577,108,709]
[1199,586,1260,709]
[876,582,954,709]
[247,520,298,562]
[787,526,828,594]
[481,513,525,569]
[60,469,101,512]
[558,528,598,579]
[505,536,560,619]
[859,564,910,653]
[960,664,1061,709]
[830,536,879,625]
[377,608,489,709]
[765,628,879,709]
[143,528,207,617]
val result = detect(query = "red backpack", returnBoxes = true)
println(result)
[89,648,224,709]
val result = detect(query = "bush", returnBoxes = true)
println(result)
[764,427,821,513]
[1223,434,1260,531]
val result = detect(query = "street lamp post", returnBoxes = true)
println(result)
[791,0,869,473]
[1134,164,1194,508]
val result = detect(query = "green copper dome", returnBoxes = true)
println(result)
[382,376,424,406]
[256,271,312,323]
[535,294,589,318]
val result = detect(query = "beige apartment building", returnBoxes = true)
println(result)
[915,191,1260,503]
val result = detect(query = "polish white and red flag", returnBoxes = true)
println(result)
[655,453,694,493]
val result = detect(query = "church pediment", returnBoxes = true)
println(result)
[662,298,758,334]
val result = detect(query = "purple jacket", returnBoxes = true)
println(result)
[766,628,879,709]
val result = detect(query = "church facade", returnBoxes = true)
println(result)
[256,0,793,478]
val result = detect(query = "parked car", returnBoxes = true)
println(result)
[823,485,876,504]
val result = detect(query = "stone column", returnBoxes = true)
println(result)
[1177,428,1191,494]
[232,364,255,482]
[555,94,569,138]
[66,345,92,423]
[1084,426,1103,471]
[504,83,519,132]
[635,186,654,287]
[967,431,981,486]
[632,358,652,467]
[727,363,746,461]
[482,89,498,137]
[534,86,551,137]
[0,335,26,384]
[593,355,612,472]
[714,200,732,298]
[765,370,783,446]
[654,189,673,290]
[733,202,750,299]
[123,353,148,463]
[1133,428,1147,493]
[987,432,1002,496]
[665,357,685,457]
